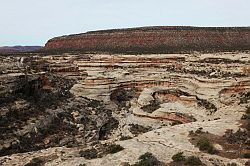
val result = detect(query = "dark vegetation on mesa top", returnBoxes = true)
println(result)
[44,26,250,54]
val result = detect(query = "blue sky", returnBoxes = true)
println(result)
[0,0,249,46]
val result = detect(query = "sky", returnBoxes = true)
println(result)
[0,0,249,46]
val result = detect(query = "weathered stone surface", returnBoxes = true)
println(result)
[0,51,249,166]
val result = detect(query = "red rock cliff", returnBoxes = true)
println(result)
[44,26,250,53]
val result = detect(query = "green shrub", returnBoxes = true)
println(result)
[172,152,185,162]
[185,156,203,166]
[79,164,86,166]
[241,114,250,120]
[79,148,98,159]
[195,127,204,134]
[197,137,215,154]
[138,152,154,160]
[132,152,161,166]
[24,157,44,166]
[106,144,124,154]
[120,136,133,141]
[171,121,183,126]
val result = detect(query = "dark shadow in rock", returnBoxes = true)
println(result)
[110,87,136,107]
[141,100,161,113]
[98,117,119,140]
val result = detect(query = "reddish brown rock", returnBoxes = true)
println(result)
[44,26,250,53]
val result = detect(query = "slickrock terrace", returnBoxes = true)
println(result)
[0,52,249,166]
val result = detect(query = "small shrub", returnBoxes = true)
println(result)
[227,163,237,166]
[172,152,185,162]
[138,152,154,160]
[24,157,44,166]
[195,127,204,134]
[185,156,203,166]
[141,100,161,113]
[171,121,183,126]
[189,130,195,135]
[79,164,86,166]
[79,148,98,159]
[120,136,133,141]
[241,114,250,120]
[132,152,161,166]
[129,124,151,135]
[106,144,124,154]
[197,137,215,154]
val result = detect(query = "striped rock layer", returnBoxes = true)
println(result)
[45,26,250,53]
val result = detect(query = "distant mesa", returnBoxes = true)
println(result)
[44,26,250,53]
[0,46,43,54]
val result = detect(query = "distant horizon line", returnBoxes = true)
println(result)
[2,25,250,47]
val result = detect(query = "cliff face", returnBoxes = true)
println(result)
[44,26,250,53]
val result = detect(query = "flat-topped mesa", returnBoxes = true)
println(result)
[44,26,250,53]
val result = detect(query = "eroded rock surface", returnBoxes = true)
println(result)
[0,52,249,166]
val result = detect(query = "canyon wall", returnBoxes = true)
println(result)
[44,26,250,53]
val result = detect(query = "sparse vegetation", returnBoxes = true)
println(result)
[171,152,185,162]
[132,152,162,166]
[129,124,152,136]
[197,137,216,154]
[79,144,124,159]
[171,121,183,126]
[79,164,86,166]
[170,152,204,166]
[98,117,119,140]
[185,156,203,166]
[79,148,98,159]
[189,125,250,159]
[120,135,133,141]
[24,157,44,166]
[196,98,217,113]
[196,127,204,133]
[105,144,124,154]
[141,100,161,113]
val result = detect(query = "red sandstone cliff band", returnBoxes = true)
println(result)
[44,26,250,53]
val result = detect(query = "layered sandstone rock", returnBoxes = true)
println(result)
[44,26,250,53]
[0,51,250,165]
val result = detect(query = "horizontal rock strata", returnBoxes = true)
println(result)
[0,52,249,165]
[44,26,250,53]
